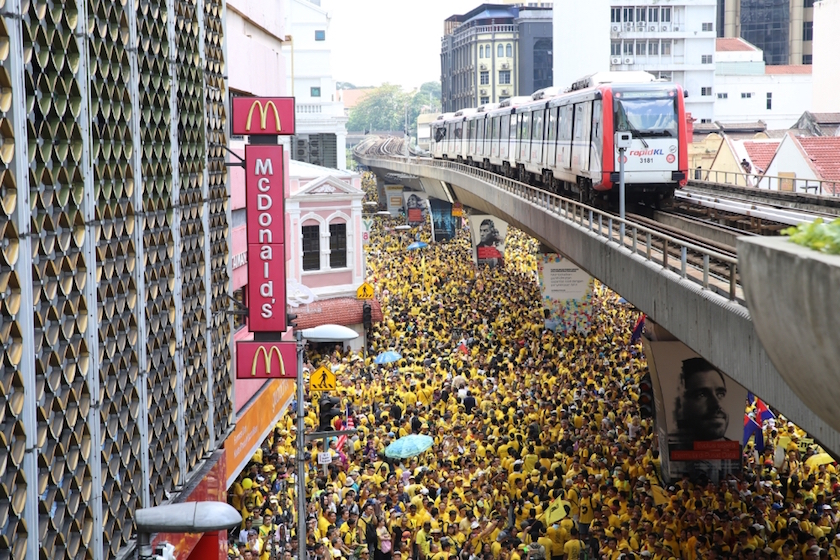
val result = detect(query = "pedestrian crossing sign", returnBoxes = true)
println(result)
[356,282,374,300]
[310,366,336,392]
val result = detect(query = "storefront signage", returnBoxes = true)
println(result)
[232,96,296,136]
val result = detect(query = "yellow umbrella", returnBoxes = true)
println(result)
[544,496,572,525]
[806,453,836,469]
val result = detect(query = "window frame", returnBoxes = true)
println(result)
[329,222,347,269]
[315,30,325,41]
[301,224,321,271]
[311,86,321,97]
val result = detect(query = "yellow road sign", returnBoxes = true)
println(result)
[356,282,374,300]
[310,366,336,392]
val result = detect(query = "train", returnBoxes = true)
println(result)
[430,72,689,208]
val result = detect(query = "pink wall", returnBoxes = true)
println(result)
[231,225,248,291]
[230,147,246,211]
[305,270,353,287]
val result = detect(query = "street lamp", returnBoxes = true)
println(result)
[135,502,242,559]
[294,324,359,560]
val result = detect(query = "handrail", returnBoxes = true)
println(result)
[692,168,839,197]
[358,154,742,302]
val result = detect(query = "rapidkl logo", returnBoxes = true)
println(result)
[628,149,664,157]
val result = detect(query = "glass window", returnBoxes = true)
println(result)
[481,96,489,104]
[329,223,346,268]
[701,54,713,64]
[506,44,512,57]
[302,225,320,271]
[803,54,813,64]
[623,7,634,22]
[649,41,659,55]
[498,44,504,58]
[611,41,621,56]
[662,40,672,55]
[803,21,813,41]
[661,7,671,22]
[701,87,713,96]
[717,92,728,99]
[480,71,489,85]
[636,7,647,22]
[611,8,621,22]
[315,30,325,41]
[499,70,511,84]
[649,7,659,22]
[613,94,678,137]
[636,42,646,56]
[479,45,484,58]
[702,22,714,31]
[311,87,321,97]
[624,42,634,55]
[805,0,815,7]
[766,92,773,110]
[486,44,491,56]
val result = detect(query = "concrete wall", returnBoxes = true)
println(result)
[760,133,819,191]
[227,3,288,96]
[553,0,610,89]
[813,0,840,112]
[358,154,840,455]
[715,73,812,129]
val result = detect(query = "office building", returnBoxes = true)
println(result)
[716,0,814,65]
[441,3,553,112]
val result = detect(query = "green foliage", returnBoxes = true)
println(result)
[347,82,442,134]
[782,218,840,255]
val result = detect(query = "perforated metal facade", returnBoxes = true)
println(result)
[0,0,232,558]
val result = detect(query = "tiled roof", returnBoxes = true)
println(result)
[716,38,758,52]
[811,113,840,124]
[742,140,780,172]
[291,297,383,330]
[765,65,812,75]
[797,136,840,183]
[718,121,766,132]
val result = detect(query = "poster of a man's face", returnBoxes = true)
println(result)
[674,358,729,441]
[403,192,429,224]
[470,215,507,267]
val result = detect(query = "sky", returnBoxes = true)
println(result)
[327,0,485,91]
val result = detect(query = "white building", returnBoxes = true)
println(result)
[813,0,840,113]
[282,0,348,169]
[553,0,611,89]
[608,0,717,122]
[714,38,812,129]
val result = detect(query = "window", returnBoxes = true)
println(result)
[741,92,752,98]
[302,225,320,271]
[497,44,504,58]
[803,21,813,41]
[766,92,773,110]
[700,118,712,123]
[701,87,713,96]
[479,45,484,58]
[623,7,634,22]
[311,87,321,97]
[624,42,634,55]
[480,71,489,85]
[805,0,815,7]
[662,40,672,55]
[506,44,512,57]
[657,72,671,81]
[661,7,671,22]
[636,7,647,22]
[803,54,813,64]
[636,42,646,56]
[499,70,511,84]
[702,22,714,32]
[717,92,728,99]
[315,30,325,41]
[648,7,659,22]
[486,44,491,56]
[329,223,346,268]
[649,41,659,55]
[611,41,621,56]
[611,7,621,22]
[481,96,489,104]
[701,54,713,64]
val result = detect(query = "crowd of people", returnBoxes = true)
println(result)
[227,175,838,560]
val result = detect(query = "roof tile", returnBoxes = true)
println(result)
[716,38,758,52]
[291,297,383,330]
[765,65,812,75]
[743,141,780,172]
[796,136,840,190]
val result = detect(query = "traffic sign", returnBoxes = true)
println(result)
[356,282,374,300]
[317,452,332,465]
[309,366,336,392]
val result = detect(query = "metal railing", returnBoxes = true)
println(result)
[692,168,840,197]
[358,154,742,301]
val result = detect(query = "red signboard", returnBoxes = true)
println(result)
[246,144,287,332]
[232,97,296,136]
[236,341,297,379]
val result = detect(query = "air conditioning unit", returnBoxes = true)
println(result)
[480,89,487,95]
[501,62,510,69]
[661,24,669,31]
[480,63,487,70]
[624,57,635,64]
[501,88,509,95]
[624,22,633,30]
[611,24,620,32]
[650,24,658,31]
[673,25,680,31]
[611,56,622,65]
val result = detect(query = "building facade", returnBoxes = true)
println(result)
[716,0,814,65]
[813,0,840,112]
[441,4,553,112]
[282,0,348,169]
[553,0,611,89]
[608,0,717,122]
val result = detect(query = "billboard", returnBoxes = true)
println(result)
[536,253,595,334]
[429,199,457,242]
[403,191,429,224]
[643,340,747,482]
[385,185,404,216]
[246,145,286,332]
[235,341,297,379]
[470,214,507,267]
[232,97,296,136]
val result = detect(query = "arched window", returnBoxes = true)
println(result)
[506,43,512,58]
[497,44,503,58]
[329,222,347,268]
[479,45,484,58]
[301,222,320,271]
[486,44,491,57]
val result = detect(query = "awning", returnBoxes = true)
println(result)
[290,297,383,330]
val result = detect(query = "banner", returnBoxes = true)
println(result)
[403,191,429,225]
[470,214,507,267]
[643,339,748,482]
[536,253,595,334]
[385,185,403,216]
[429,199,456,242]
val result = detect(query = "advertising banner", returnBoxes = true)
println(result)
[643,339,747,482]
[235,341,297,379]
[536,253,595,334]
[470,214,507,267]
[429,199,457,242]
[385,185,403,216]
[403,191,429,224]
[246,145,287,332]
[232,96,296,136]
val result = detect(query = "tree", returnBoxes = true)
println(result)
[347,83,412,133]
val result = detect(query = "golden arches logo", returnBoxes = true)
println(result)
[252,345,286,377]
[245,100,282,133]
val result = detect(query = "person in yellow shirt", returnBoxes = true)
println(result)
[562,527,584,560]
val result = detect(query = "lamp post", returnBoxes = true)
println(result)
[294,324,359,560]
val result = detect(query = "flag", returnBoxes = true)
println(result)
[755,397,775,423]
[630,314,646,343]
[336,416,355,453]
[743,415,765,452]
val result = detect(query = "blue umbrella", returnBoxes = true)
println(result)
[384,434,435,459]
[374,351,402,364]
[407,241,428,250]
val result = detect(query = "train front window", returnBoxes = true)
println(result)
[614,93,677,138]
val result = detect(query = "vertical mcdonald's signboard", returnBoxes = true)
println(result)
[232,97,296,136]
[246,145,287,331]
[236,341,297,379]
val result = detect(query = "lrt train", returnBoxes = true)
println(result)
[430,72,689,208]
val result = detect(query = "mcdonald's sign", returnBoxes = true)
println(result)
[232,97,296,136]
[236,341,297,379]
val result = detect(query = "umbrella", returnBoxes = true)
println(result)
[374,351,402,364]
[407,241,428,250]
[384,434,434,459]
[806,453,835,468]
[544,495,572,524]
